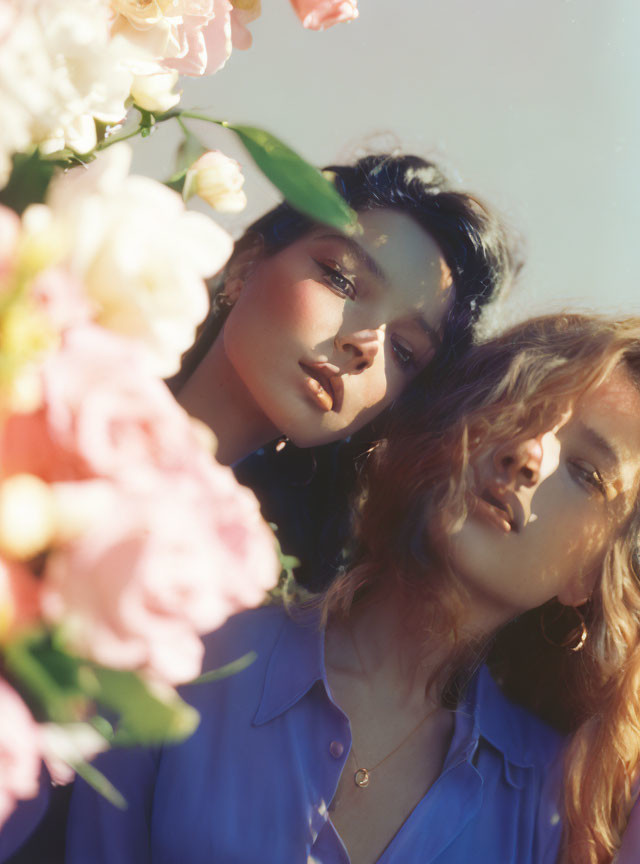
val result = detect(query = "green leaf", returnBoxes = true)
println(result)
[2,634,88,723]
[0,151,58,214]
[164,168,188,194]
[72,758,127,810]
[226,124,357,231]
[269,523,301,582]
[189,651,257,685]
[86,666,200,746]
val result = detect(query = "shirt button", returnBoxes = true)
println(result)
[329,740,344,758]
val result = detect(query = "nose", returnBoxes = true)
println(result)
[493,435,544,487]
[334,329,381,374]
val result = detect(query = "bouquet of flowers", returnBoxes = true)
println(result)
[0,0,357,827]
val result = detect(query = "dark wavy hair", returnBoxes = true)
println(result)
[172,152,523,390]
[169,152,523,592]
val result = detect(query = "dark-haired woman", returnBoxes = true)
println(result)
[0,154,519,864]
[67,312,640,863]
[173,153,520,589]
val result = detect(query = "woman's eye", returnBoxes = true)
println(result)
[313,259,357,300]
[569,461,606,497]
[390,335,416,370]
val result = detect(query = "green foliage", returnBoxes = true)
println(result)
[226,124,357,231]
[3,633,198,745]
[86,666,199,746]
[0,151,58,214]
[3,631,87,723]
[189,650,257,685]
[72,758,128,810]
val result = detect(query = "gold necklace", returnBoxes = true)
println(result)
[346,625,440,789]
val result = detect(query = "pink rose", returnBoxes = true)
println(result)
[0,325,212,486]
[289,0,358,30]
[30,267,93,332]
[114,0,237,78]
[0,679,41,830]
[42,473,278,684]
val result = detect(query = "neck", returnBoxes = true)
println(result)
[328,583,502,704]
[177,330,280,466]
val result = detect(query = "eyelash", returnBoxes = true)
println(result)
[313,259,357,301]
[390,335,416,370]
[570,461,606,496]
[313,258,417,371]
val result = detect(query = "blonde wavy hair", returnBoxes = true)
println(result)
[323,313,640,864]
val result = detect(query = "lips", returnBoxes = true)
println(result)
[473,488,521,533]
[299,363,344,413]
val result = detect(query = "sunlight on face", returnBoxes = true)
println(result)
[447,366,640,627]
[222,208,454,447]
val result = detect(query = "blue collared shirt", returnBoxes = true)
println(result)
[66,605,565,863]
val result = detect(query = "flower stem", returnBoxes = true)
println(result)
[96,125,147,151]
[178,111,226,127]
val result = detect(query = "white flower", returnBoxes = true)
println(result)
[42,144,234,376]
[0,0,134,182]
[111,0,235,78]
[0,474,56,561]
[184,150,247,213]
[130,70,181,113]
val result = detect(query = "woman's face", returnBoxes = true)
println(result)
[448,365,640,623]
[222,209,454,447]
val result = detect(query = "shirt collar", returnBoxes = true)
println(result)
[253,607,325,726]
[473,664,561,769]
[253,610,561,771]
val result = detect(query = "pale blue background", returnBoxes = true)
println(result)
[131,0,640,328]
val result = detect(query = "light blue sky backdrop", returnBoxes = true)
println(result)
[132,0,640,330]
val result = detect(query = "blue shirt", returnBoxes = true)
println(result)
[66,605,565,863]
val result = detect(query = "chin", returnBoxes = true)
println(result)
[286,427,343,449]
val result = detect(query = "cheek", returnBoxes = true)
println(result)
[271,280,330,333]
[255,270,340,339]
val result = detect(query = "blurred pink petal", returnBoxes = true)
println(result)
[42,473,278,684]
[30,268,93,332]
[289,0,358,30]
[0,679,41,830]
[230,1,260,50]
[165,0,233,76]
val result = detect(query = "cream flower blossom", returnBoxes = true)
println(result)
[130,70,181,113]
[0,474,56,561]
[184,150,247,212]
[0,0,134,181]
[37,145,233,376]
[112,0,237,78]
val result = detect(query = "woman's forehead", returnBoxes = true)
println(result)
[309,209,454,324]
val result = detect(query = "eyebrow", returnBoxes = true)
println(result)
[574,421,623,473]
[314,233,389,284]
[316,232,444,348]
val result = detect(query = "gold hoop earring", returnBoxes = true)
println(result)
[540,604,588,653]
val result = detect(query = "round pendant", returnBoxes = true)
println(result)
[354,768,370,788]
